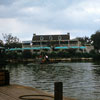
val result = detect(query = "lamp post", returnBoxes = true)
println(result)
[58,36,62,46]
[40,36,44,52]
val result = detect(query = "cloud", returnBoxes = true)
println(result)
[0,0,16,5]
[94,19,100,22]
[0,18,61,41]
[0,0,100,41]
[0,18,33,41]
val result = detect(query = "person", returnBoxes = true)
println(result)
[45,55,49,62]
[38,55,42,62]
[39,55,42,58]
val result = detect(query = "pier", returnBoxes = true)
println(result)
[0,84,75,100]
[0,70,75,100]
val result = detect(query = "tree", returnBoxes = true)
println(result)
[22,50,32,58]
[2,33,22,48]
[76,36,91,45]
[2,33,20,44]
[0,40,4,46]
[91,31,100,52]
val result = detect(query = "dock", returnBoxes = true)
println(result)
[0,84,76,100]
[0,70,76,100]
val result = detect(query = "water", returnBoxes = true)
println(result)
[1,62,100,100]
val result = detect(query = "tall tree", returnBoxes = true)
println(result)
[2,33,19,44]
[2,33,22,48]
[0,40,4,46]
[76,36,91,45]
[91,31,100,51]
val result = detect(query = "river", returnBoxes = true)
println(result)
[1,61,100,100]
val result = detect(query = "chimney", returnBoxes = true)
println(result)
[33,33,36,36]
[67,32,70,40]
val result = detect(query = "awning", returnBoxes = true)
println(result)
[5,46,86,51]
[55,46,68,49]
[31,47,51,50]
[9,48,22,51]
[70,46,79,49]
[6,47,51,51]
[79,46,86,49]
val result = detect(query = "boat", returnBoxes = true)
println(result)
[40,59,58,64]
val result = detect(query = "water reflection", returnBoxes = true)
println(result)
[92,62,100,76]
[1,62,100,100]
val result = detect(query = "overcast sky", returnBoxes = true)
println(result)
[0,0,100,41]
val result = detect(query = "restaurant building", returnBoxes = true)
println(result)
[30,33,86,52]
[6,33,93,53]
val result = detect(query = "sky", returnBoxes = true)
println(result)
[0,0,100,41]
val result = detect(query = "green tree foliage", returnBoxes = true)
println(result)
[76,36,91,45]
[91,31,100,51]
[22,50,32,58]
[2,33,22,48]
[5,51,18,59]
[4,43,22,49]
[0,40,4,46]
[0,40,5,62]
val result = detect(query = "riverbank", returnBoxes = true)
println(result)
[5,57,93,63]
[50,58,93,62]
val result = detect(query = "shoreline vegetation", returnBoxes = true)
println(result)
[1,31,100,63]
[5,57,93,63]
[1,50,100,63]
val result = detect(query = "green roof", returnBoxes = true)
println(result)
[70,46,79,49]
[55,46,68,49]
[79,46,86,49]
[5,46,86,51]
[23,47,51,50]
[6,47,51,51]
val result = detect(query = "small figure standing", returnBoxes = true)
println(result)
[45,55,49,62]
[39,55,42,62]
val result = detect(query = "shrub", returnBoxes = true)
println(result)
[22,50,32,59]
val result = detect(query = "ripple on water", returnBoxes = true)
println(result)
[2,62,100,100]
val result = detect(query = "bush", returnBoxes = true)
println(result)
[48,52,57,58]
[22,50,32,59]
[32,53,38,59]
[5,51,19,59]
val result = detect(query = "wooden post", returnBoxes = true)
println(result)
[54,82,63,100]
[5,70,10,85]
[0,70,10,86]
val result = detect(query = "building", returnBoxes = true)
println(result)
[22,41,32,48]
[32,33,70,47]
[5,33,94,53]
[21,33,88,53]
[7,33,90,53]
[31,33,86,52]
